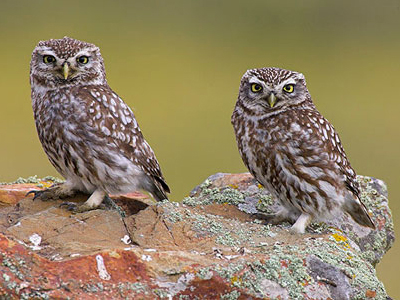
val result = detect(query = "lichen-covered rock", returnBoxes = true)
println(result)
[0,173,394,299]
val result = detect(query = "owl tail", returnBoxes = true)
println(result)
[343,198,375,229]
[150,176,170,201]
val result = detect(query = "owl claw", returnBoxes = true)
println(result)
[26,190,43,201]
[26,189,57,201]
[59,201,78,211]
[59,202,101,214]
[26,185,76,202]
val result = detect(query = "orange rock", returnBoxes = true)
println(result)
[0,184,42,205]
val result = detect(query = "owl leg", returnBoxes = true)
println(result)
[290,213,312,234]
[26,183,76,201]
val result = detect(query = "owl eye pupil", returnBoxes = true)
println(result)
[77,56,89,64]
[251,83,263,93]
[43,55,56,64]
[283,84,294,93]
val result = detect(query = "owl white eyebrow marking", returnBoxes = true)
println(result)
[280,78,297,86]
[37,49,57,57]
[75,50,93,57]
[248,76,269,89]
[248,76,265,85]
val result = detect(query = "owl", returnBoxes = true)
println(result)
[231,67,375,233]
[29,37,170,213]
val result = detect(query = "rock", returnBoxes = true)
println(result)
[0,174,394,299]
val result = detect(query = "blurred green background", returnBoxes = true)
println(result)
[0,0,399,296]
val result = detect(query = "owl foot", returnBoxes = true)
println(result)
[289,213,312,234]
[59,202,101,213]
[26,184,75,201]
[59,189,112,215]
[60,193,126,217]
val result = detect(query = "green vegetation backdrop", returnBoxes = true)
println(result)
[0,0,399,296]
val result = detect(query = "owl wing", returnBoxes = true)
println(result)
[302,111,374,228]
[73,84,170,195]
[301,110,360,198]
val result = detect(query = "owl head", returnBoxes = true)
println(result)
[30,37,106,91]
[237,67,312,114]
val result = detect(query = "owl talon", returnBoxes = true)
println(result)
[26,189,58,201]
[27,185,75,202]
[59,202,78,211]
[26,190,44,201]
[59,202,98,214]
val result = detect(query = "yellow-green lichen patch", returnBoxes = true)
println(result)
[152,288,170,298]
[183,186,245,207]
[255,193,274,214]
[189,212,244,246]
[117,282,151,297]
[0,252,52,299]
[0,175,64,187]
[185,209,280,248]
[161,201,184,223]
[220,290,241,300]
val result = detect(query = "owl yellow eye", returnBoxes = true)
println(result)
[251,83,263,93]
[77,56,89,64]
[43,55,56,64]
[283,84,294,93]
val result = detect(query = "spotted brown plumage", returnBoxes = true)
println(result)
[231,67,374,233]
[29,37,169,212]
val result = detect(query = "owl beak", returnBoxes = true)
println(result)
[62,63,69,80]
[267,93,277,108]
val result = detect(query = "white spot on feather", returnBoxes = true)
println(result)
[322,128,328,140]
[121,114,127,125]
[102,126,111,136]
[291,123,300,131]
[325,123,330,131]
[335,134,340,143]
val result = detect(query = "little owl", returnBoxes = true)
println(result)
[231,67,375,233]
[29,37,170,212]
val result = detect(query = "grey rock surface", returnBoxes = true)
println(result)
[181,172,394,299]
